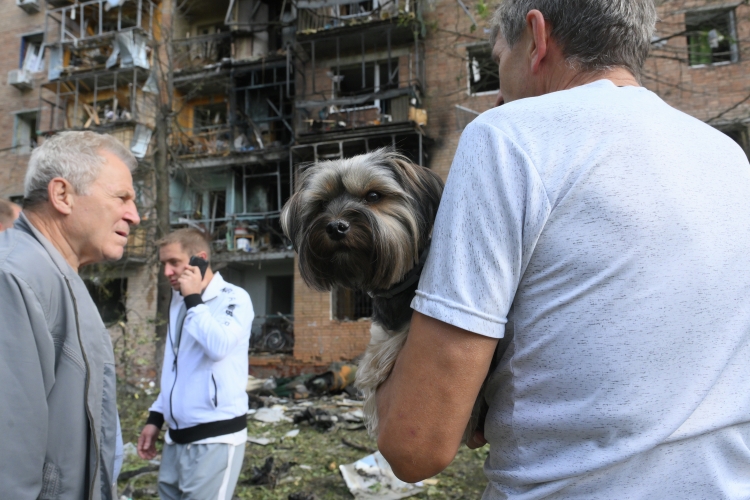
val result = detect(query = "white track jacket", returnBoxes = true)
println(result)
[151,272,254,431]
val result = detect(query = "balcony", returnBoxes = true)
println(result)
[44,0,155,47]
[297,0,416,35]
[293,28,425,136]
[171,32,233,74]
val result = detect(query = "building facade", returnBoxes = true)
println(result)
[0,0,746,376]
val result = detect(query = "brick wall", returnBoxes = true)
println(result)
[0,0,45,198]
[646,1,750,125]
[291,256,371,363]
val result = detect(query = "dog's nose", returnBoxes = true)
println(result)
[326,220,350,240]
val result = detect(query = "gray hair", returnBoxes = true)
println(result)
[24,131,138,208]
[490,0,657,79]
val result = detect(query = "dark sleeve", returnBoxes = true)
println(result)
[146,411,165,429]
[0,271,54,499]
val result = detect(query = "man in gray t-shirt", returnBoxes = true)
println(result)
[376,2,750,498]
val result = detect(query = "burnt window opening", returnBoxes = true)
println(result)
[339,1,375,18]
[267,275,293,316]
[194,102,228,133]
[467,45,499,95]
[332,60,399,110]
[686,9,739,66]
[85,278,127,326]
[20,33,44,73]
[14,111,38,154]
[333,287,372,321]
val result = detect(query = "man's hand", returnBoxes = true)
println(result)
[137,424,160,460]
[178,265,203,296]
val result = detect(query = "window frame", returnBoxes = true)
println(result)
[12,109,39,155]
[466,43,500,96]
[685,8,740,67]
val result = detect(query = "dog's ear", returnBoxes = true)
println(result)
[382,150,444,230]
[281,165,316,251]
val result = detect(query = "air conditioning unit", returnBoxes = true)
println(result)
[16,0,40,14]
[8,69,33,91]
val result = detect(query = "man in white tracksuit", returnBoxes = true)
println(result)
[138,228,254,500]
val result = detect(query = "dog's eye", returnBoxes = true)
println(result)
[365,192,381,203]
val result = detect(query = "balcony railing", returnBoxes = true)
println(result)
[44,0,155,46]
[297,0,416,33]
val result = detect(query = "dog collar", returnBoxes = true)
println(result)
[369,241,431,300]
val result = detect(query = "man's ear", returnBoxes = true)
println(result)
[47,177,75,216]
[526,9,550,74]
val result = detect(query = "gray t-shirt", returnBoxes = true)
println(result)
[412,80,750,498]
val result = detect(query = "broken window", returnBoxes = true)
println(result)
[266,275,293,316]
[333,60,398,110]
[686,9,739,66]
[333,287,372,321]
[85,278,128,326]
[467,45,499,94]
[14,111,38,154]
[20,33,44,73]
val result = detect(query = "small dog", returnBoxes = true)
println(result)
[281,149,485,443]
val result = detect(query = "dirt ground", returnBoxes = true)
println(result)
[118,389,489,499]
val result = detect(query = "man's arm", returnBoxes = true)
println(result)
[0,272,53,498]
[377,311,498,483]
[182,293,254,362]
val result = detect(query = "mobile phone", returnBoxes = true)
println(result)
[189,256,209,279]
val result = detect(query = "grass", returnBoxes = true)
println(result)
[118,390,489,499]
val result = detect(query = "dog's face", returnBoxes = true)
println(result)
[281,149,443,292]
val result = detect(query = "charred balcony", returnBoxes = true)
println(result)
[44,0,155,48]
[297,0,418,35]
[293,22,426,137]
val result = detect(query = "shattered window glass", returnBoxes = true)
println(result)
[467,45,499,94]
[686,9,739,66]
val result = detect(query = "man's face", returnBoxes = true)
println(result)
[492,32,533,104]
[66,151,140,265]
[160,242,191,292]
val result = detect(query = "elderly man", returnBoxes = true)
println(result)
[0,131,140,499]
[377,1,750,498]
[0,198,21,231]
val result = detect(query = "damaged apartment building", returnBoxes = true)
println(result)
[0,0,747,374]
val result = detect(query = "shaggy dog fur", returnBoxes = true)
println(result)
[281,149,484,443]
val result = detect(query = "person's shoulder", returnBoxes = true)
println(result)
[215,275,252,305]
[0,227,56,280]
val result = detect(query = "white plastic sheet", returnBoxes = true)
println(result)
[339,452,424,500]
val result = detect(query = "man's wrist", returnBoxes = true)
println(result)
[146,411,165,429]
[184,294,204,309]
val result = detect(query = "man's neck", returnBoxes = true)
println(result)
[547,66,640,95]
[25,209,81,272]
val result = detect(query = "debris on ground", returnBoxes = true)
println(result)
[247,436,276,446]
[244,456,296,488]
[292,407,339,432]
[288,493,318,500]
[339,452,425,500]
[341,437,375,453]
[254,405,293,423]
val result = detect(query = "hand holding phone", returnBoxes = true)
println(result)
[189,256,209,279]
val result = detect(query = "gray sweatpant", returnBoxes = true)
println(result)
[158,441,245,500]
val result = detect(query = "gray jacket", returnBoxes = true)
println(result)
[0,214,120,500]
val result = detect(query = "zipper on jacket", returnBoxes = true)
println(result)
[168,320,180,430]
[64,277,99,500]
[211,374,218,407]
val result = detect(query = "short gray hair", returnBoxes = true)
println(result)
[490,0,657,79]
[24,131,138,208]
